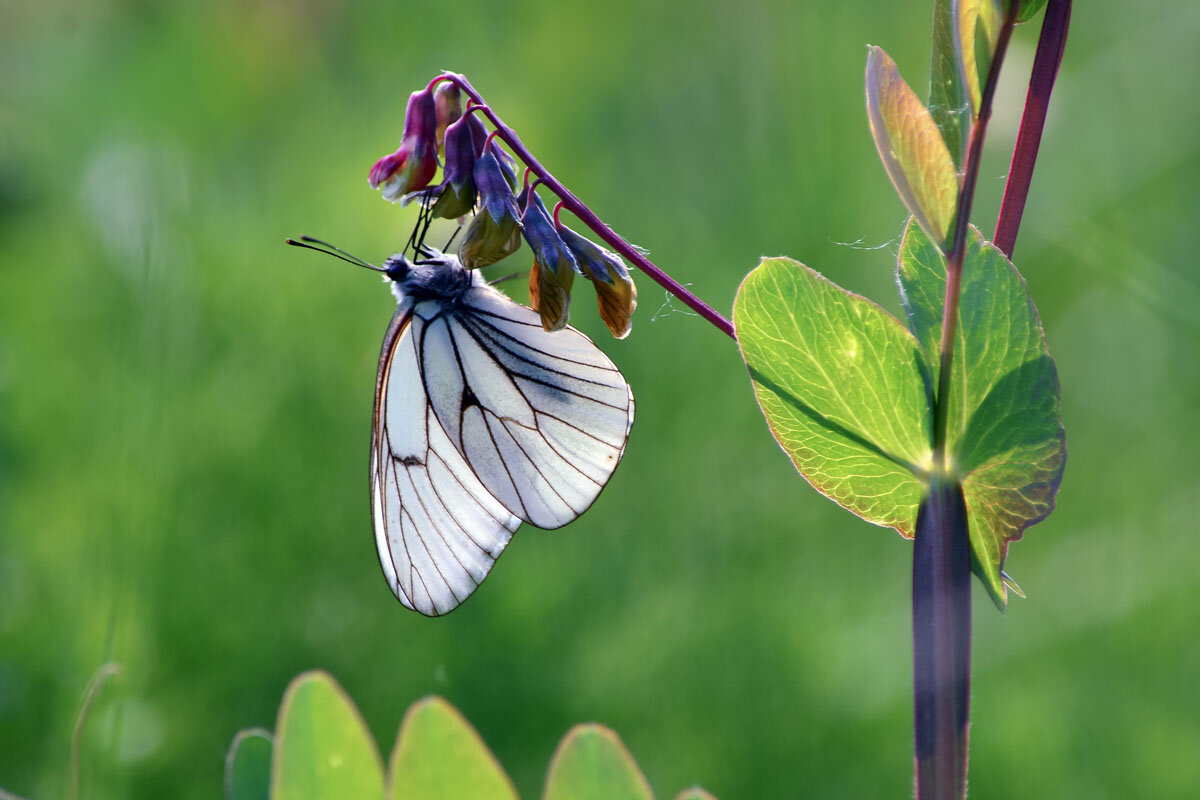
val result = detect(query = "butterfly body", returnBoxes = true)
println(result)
[370,250,634,616]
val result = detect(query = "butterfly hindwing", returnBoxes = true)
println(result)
[371,308,520,616]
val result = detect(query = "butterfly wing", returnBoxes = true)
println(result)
[371,306,522,616]
[419,285,635,530]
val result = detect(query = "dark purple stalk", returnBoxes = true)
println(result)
[917,5,1018,799]
[912,478,972,798]
[993,0,1072,259]
[430,74,737,340]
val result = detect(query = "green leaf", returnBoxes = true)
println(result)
[272,671,385,800]
[929,0,971,165]
[1015,0,1048,23]
[225,728,273,800]
[866,46,960,249]
[897,221,1066,607]
[672,790,719,800]
[542,724,654,800]
[386,696,518,800]
[956,0,1005,112]
[734,257,931,536]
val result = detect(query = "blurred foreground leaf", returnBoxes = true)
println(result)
[272,671,385,800]
[224,729,272,800]
[387,696,518,800]
[898,221,1065,606]
[230,676,718,799]
[866,46,960,249]
[734,257,931,535]
[542,724,655,800]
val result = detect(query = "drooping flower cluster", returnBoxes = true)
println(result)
[367,78,637,337]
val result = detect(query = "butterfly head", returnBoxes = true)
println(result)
[383,248,474,304]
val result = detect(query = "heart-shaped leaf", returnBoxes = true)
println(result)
[386,696,518,800]
[225,728,273,800]
[542,724,654,800]
[897,220,1066,606]
[272,671,385,800]
[866,46,960,250]
[735,257,932,536]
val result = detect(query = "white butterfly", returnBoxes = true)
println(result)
[345,244,636,615]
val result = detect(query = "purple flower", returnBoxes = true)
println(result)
[557,224,638,338]
[431,113,485,219]
[520,187,578,331]
[458,143,521,268]
[368,88,438,202]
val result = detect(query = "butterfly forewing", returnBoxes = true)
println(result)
[423,285,634,529]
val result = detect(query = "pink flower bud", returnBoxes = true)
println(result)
[368,89,439,202]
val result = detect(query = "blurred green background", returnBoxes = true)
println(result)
[2,1,1198,797]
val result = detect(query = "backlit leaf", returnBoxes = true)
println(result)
[386,696,518,800]
[929,0,971,165]
[735,257,931,536]
[272,671,385,800]
[897,221,1065,607]
[542,724,654,800]
[866,46,960,249]
[955,0,1005,111]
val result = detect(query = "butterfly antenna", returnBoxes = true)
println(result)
[442,224,463,252]
[286,236,385,272]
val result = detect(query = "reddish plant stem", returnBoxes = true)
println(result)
[431,73,737,340]
[933,5,1017,455]
[993,0,1072,259]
